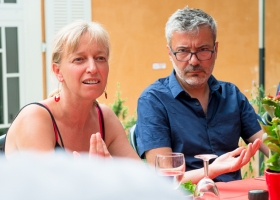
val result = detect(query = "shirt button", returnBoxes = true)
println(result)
[195,101,199,106]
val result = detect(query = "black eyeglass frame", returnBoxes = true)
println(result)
[169,45,216,62]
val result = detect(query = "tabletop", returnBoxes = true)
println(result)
[216,177,268,200]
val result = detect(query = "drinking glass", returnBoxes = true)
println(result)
[155,152,185,190]
[193,154,220,200]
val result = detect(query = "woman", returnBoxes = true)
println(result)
[3,20,140,160]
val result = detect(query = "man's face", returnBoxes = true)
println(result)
[168,26,218,89]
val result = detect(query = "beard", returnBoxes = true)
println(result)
[171,59,212,89]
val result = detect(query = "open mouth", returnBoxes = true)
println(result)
[82,80,99,84]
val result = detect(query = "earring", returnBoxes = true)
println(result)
[104,86,107,99]
[54,81,61,102]
[54,94,60,102]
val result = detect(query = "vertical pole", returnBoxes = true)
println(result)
[259,0,265,176]
[259,0,265,91]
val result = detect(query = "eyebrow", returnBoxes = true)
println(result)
[175,44,212,50]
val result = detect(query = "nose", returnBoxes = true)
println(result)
[188,52,200,65]
[87,59,98,74]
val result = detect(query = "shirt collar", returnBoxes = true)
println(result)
[169,69,222,98]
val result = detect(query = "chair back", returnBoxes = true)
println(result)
[129,124,139,155]
[0,134,6,152]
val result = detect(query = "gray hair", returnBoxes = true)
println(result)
[51,20,110,65]
[165,6,217,46]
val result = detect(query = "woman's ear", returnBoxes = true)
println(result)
[52,63,63,81]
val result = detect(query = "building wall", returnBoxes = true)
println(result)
[91,0,280,116]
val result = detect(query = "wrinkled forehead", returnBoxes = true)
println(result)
[170,25,215,45]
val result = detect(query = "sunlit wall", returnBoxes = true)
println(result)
[92,0,280,116]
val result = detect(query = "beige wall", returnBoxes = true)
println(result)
[92,0,280,116]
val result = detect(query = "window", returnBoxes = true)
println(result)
[3,0,17,3]
[0,26,20,135]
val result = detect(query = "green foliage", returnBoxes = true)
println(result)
[110,83,137,133]
[180,180,196,194]
[242,171,248,179]
[260,94,280,172]
[248,82,265,115]
[244,82,266,177]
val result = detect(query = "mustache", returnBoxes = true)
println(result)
[184,65,205,73]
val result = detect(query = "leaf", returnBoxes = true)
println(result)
[267,143,280,154]
[266,153,279,164]
[263,104,276,119]
[260,125,274,136]
[263,136,279,145]
[268,165,280,172]
[181,180,196,194]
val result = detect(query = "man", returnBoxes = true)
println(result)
[135,6,268,183]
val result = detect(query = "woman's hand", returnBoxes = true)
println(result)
[209,139,261,177]
[73,132,112,159]
[89,132,111,158]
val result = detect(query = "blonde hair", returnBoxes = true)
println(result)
[51,20,110,65]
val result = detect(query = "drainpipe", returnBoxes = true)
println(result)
[259,0,265,92]
[258,0,265,176]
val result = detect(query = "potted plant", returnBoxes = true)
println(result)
[260,93,280,200]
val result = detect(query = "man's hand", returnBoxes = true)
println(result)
[210,139,261,176]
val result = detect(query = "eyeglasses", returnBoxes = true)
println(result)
[170,46,216,62]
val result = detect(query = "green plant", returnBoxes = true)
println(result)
[248,83,265,115]
[240,83,266,179]
[260,93,280,172]
[180,180,196,194]
[245,83,280,177]
[110,83,137,133]
[249,83,267,176]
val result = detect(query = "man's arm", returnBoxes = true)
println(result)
[247,130,269,157]
[145,147,173,166]
[146,147,212,184]
[146,139,261,184]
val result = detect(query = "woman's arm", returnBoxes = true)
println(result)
[95,104,140,160]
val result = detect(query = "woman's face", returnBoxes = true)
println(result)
[58,32,109,101]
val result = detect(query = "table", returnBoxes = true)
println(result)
[217,177,268,199]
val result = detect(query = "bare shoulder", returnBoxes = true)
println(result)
[97,103,114,114]
[5,102,56,154]
[13,103,53,122]
[97,103,119,121]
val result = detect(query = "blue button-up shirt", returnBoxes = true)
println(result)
[135,70,261,182]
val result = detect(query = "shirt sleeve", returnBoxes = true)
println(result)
[135,92,171,157]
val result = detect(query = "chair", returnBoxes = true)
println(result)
[0,134,6,152]
[129,124,139,155]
